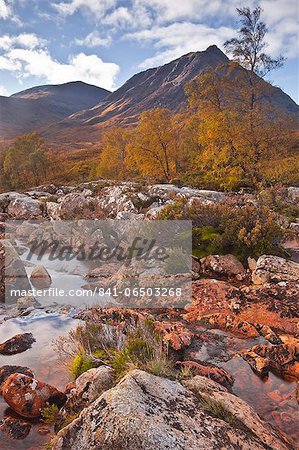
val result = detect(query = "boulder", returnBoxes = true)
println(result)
[0,333,35,355]
[176,361,234,389]
[46,201,61,220]
[7,197,44,219]
[52,370,290,450]
[55,366,115,432]
[98,186,138,217]
[201,254,245,278]
[252,255,299,284]
[184,376,291,450]
[153,321,194,351]
[17,295,41,311]
[242,343,299,379]
[0,416,31,440]
[2,373,67,419]
[0,365,34,391]
[0,239,32,304]
[30,265,52,289]
[247,256,257,272]
[52,193,103,220]
[0,192,27,213]
[288,187,299,200]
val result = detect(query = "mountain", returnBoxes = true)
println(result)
[0,81,111,140]
[45,46,229,142]
[1,46,298,145]
[45,45,299,144]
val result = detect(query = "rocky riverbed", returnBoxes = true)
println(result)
[0,180,298,449]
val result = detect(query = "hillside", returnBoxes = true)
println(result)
[44,45,299,145]
[0,81,111,140]
[1,46,298,147]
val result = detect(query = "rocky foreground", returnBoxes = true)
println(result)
[0,180,298,449]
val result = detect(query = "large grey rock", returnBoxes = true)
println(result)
[252,255,299,284]
[184,376,291,450]
[30,265,52,289]
[0,192,27,213]
[7,197,44,219]
[288,187,299,201]
[55,366,115,432]
[201,254,245,278]
[50,192,102,219]
[0,240,31,304]
[52,370,290,450]
[98,186,138,217]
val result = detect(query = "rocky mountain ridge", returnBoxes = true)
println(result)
[0,81,111,140]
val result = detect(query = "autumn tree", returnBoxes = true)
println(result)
[2,132,49,190]
[97,126,132,179]
[127,109,186,181]
[224,6,284,77]
[186,7,293,188]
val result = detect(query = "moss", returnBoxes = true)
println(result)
[41,405,59,425]
[71,353,98,380]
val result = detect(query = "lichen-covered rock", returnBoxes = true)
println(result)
[55,366,115,432]
[184,376,291,450]
[7,197,44,219]
[51,192,103,220]
[0,365,34,391]
[0,416,31,440]
[30,265,52,289]
[242,343,299,379]
[0,333,35,355]
[176,361,234,389]
[187,279,298,335]
[2,373,67,419]
[52,370,291,450]
[201,254,245,278]
[0,239,31,303]
[252,255,299,285]
[153,321,194,351]
[206,313,260,338]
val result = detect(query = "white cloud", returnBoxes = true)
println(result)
[4,48,119,89]
[103,5,151,29]
[0,84,8,95]
[53,0,116,18]
[75,31,111,47]
[0,33,45,51]
[126,22,235,68]
[132,0,243,24]
[0,54,22,70]
[0,0,12,19]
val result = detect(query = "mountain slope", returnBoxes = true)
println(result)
[45,45,299,144]
[0,81,111,140]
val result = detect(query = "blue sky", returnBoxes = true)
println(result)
[0,0,298,102]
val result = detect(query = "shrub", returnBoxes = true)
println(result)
[41,405,59,425]
[56,320,175,380]
[159,198,285,263]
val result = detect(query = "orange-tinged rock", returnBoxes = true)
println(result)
[2,373,67,418]
[176,361,234,389]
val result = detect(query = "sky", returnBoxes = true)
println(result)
[0,0,298,102]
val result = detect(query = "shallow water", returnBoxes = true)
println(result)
[0,315,298,449]
[191,328,299,447]
[0,313,78,449]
